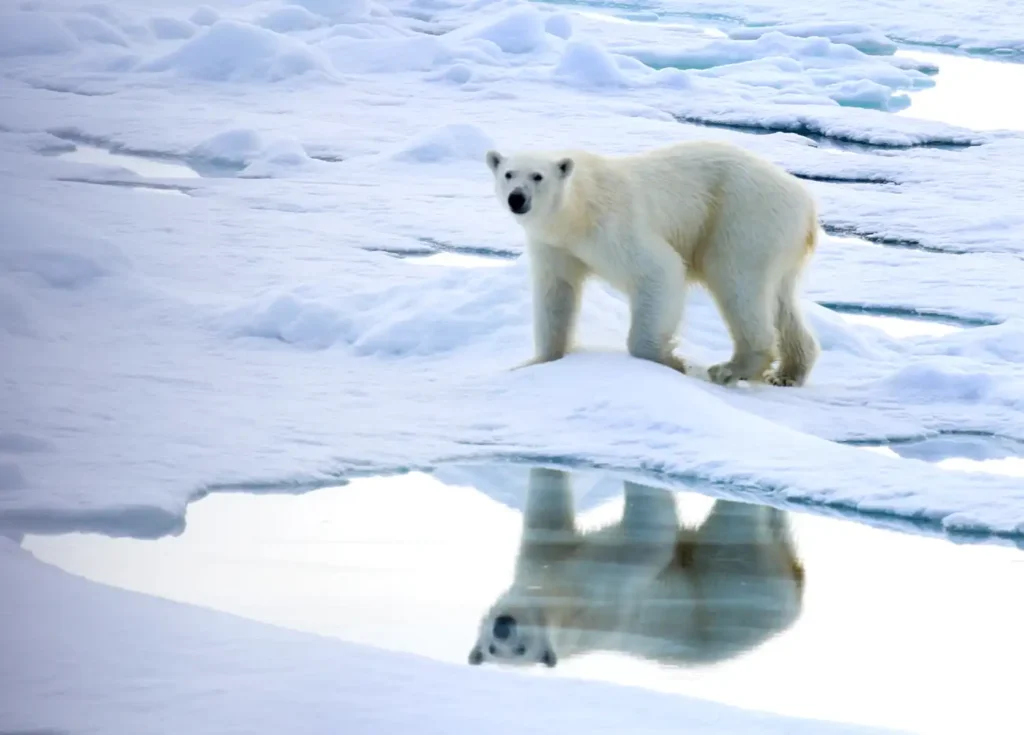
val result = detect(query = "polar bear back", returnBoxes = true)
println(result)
[547,140,816,284]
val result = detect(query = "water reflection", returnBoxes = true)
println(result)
[898,49,1024,131]
[19,464,1024,734]
[469,468,803,669]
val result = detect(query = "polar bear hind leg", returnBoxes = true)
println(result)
[766,269,819,387]
[766,221,820,387]
[702,257,778,386]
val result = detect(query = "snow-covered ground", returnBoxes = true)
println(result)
[548,0,1024,57]
[2,0,1024,732]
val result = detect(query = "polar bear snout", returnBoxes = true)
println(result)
[507,189,530,215]
[493,614,517,640]
[468,607,559,668]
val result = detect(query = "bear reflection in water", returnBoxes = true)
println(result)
[468,468,805,669]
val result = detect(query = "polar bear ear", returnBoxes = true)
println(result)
[556,157,574,179]
[486,150,503,173]
[468,645,484,665]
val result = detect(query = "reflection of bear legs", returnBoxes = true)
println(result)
[689,500,804,659]
[618,480,681,570]
[523,466,576,537]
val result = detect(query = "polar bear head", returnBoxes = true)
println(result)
[467,600,558,668]
[485,149,575,227]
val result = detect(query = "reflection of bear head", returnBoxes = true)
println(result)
[467,594,558,668]
[467,468,807,672]
[485,149,575,226]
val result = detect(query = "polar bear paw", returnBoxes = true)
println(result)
[662,352,688,375]
[765,370,801,387]
[510,355,560,371]
[707,362,739,386]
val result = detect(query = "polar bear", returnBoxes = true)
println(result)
[485,139,821,386]
[467,467,805,668]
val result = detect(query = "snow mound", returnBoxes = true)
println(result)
[240,138,317,178]
[728,22,898,56]
[140,20,335,82]
[389,123,496,163]
[257,5,328,33]
[0,291,34,338]
[654,67,695,89]
[879,362,996,403]
[545,13,574,40]
[0,131,75,155]
[63,13,130,47]
[189,5,219,26]
[554,39,628,87]
[612,31,930,110]
[224,289,353,350]
[149,16,196,40]
[349,268,525,357]
[445,5,550,54]
[0,433,53,454]
[0,202,129,290]
[223,262,526,356]
[826,79,910,111]
[293,0,374,22]
[188,128,317,175]
[431,62,474,84]
[924,320,1024,364]
[325,34,450,73]
[0,10,80,57]
[0,463,27,491]
[189,128,265,165]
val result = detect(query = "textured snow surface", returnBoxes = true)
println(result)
[2,0,1024,731]
[2,0,1024,541]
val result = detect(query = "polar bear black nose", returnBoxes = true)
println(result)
[507,190,528,214]
[493,615,516,640]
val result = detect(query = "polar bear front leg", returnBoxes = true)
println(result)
[524,467,577,539]
[619,480,681,570]
[524,243,587,367]
[626,248,688,374]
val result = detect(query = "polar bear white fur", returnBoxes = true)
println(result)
[485,139,821,386]
[467,468,805,668]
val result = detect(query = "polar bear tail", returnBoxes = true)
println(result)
[803,211,819,255]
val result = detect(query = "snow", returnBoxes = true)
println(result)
[139,19,337,82]
[2,0,1024,729]
[0,10,81,57]
[727,22,899,56]
[589,0,1024,57]
[257,5,328,33]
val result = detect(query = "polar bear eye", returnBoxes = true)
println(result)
[504,171,513,180]
[531,173,543,182]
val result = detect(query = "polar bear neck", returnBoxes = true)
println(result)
[503,573,627,660]
[527,152,619,245]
